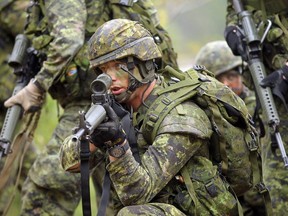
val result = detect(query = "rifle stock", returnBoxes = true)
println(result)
[232,0,288,166]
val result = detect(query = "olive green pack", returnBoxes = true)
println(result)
[142,66,265,197]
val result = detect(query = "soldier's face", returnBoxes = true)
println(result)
[217,70,244,96]
[99,61,130,96]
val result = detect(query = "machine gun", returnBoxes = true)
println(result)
[71,73,112,216]
[0,34,43,160]
[225,0,288,167]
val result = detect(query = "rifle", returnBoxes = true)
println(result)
[0,34,43,160]
[71,73,112,216]
[225,0,288,167]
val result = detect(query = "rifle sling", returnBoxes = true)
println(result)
[80,138,92,216]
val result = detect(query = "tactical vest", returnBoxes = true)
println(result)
[142,66,265,198]
[24,0,178,107]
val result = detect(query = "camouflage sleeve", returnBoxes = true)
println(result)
[0,0,30,36]
[107,133,206,206]
[34,0,87,91]
[59,134,105,172]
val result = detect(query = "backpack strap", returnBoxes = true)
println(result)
[142,67,201,143]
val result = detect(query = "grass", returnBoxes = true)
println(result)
[4,95,97,216]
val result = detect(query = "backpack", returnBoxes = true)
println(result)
[142,65,263,196]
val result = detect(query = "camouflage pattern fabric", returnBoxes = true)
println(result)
[239,89,267,216]
[195,39,266,215]
[117,203,186,216]
[226,0,288,214]
[0,0,38,214]
[60,78,238,215]
[22,0,178,214]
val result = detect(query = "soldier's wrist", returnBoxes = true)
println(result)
[32,78,46,93]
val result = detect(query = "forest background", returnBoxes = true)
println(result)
[7,0,227,215]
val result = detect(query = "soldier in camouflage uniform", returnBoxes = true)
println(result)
[4,0,178,215]
[194,41,256,119]
[195,40,266,216]
[225,0,288,215]
[0,0,38,214]
[60,19,240,215]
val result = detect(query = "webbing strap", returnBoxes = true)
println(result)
[180,167,198,215]
[80,139,91,216]
[255,182,273,216]
[143,85,200,143]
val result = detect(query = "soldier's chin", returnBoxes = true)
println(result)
[114,91,131,103]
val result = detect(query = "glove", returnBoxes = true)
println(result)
[260,65,288,88]
[4,79,45,113]
[224,25,247,60]
[90,103,126,148]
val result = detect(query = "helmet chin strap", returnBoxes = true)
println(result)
[114,57,156,103]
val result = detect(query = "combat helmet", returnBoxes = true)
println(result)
[88,18,161,69]
[88,18,162,102]
[194,40,242,77]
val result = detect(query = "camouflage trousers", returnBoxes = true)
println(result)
[20,100,90,216]
[117,203,186,216]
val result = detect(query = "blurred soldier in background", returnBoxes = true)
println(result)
[194,40,266,216]
[0,0,38,215]
[3,0,178,215]
[225,1,288,214]
[194,40,256,114]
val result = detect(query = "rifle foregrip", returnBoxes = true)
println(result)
[0,83,25,155]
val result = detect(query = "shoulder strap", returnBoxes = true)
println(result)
[142,67,201,143]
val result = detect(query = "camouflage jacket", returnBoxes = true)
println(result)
[60,77,237,215]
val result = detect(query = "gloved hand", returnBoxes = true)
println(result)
[4,79,45,112]
[90,103,126,148]
[224,25,247,60]
[260,65,288,88]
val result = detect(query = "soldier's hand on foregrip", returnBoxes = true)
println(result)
[90,103,126,148]
[260,65,288,88]
[4,79,45,113]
